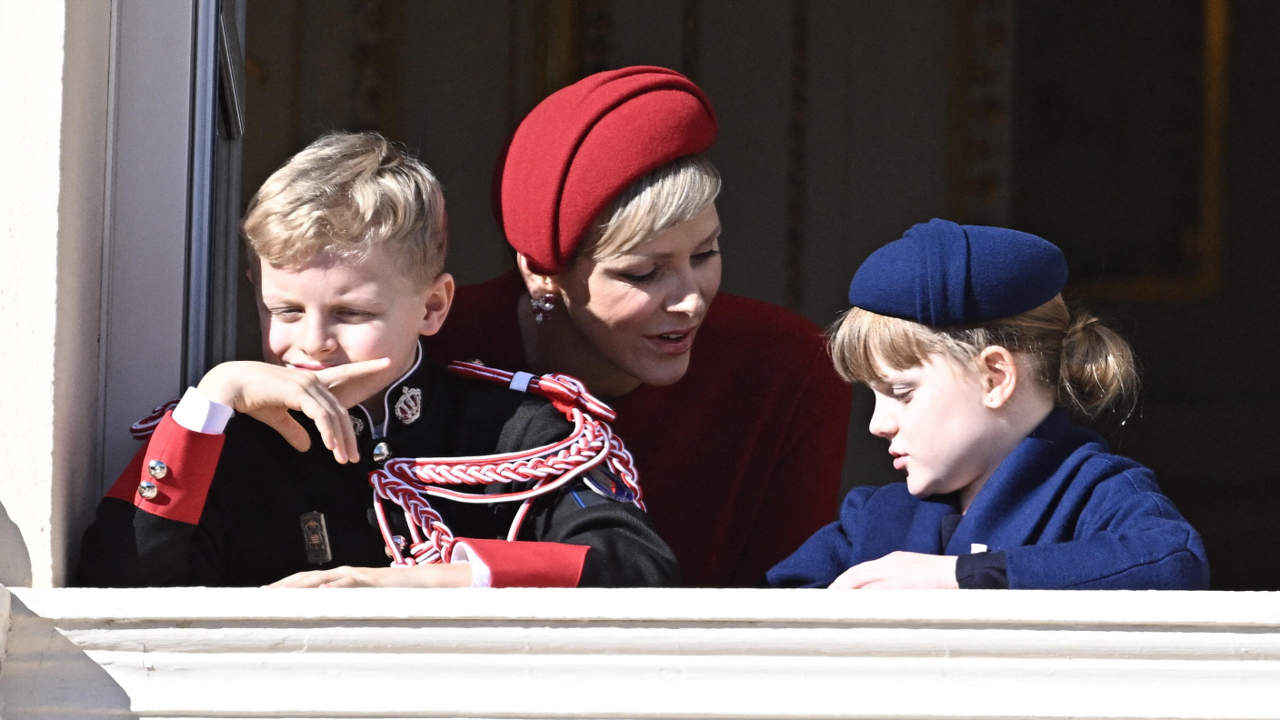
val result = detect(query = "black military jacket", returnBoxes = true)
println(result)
[79,352,678,587]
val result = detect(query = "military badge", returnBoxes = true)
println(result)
[394,385,422,424]
[299,511,332,565]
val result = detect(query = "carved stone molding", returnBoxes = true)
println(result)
[2,587,1278,718]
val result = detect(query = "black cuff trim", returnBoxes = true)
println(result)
[956,551,1008,589]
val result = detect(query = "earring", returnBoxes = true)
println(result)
[530,293,557,324]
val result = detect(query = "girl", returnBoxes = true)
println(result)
[768,218,1209,590]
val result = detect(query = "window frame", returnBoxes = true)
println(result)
[98,0,243,490]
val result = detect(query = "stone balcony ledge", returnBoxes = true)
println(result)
[2,587,1277,719]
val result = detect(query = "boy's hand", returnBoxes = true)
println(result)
[266,563,473,588]
[828,551,959,590]
[197,358,392,464]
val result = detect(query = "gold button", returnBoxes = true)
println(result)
[138,480,158,500]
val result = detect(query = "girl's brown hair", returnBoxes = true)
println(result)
[829,295,1139,425]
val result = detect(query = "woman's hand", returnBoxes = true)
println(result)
[267,563,473,588]
[828,551,959,589]
[196,358,391,464]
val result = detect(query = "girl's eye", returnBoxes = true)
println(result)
[270,307,302,320]
[891,388,914,403]
[337,309,375,321]
[693,247,721,263]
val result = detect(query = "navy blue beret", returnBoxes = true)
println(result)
[848,218,1067,326]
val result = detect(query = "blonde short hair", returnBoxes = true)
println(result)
[829,295,1140,426]
[242,132,447,285]
[583,154,721,261]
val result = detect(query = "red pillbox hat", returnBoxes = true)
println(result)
[497,66,718,274]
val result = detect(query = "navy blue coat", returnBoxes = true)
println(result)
[768,409,1209,589]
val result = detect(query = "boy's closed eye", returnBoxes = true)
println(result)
[268,306,304,320]
[335,308,377,322]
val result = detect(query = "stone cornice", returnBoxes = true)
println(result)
[2,587,1278,718]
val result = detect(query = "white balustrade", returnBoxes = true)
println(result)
[1,587,1277,719]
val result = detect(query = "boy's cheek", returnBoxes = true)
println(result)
[260,326,290,365]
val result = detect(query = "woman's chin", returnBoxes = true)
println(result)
[631,356,693,388]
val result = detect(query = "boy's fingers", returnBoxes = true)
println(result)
[267,569,328,587]
[318,357,394,408]
[323,391,360,463]
[270,566,369,588]
[257,409,312,453]
[299,391,354,464]
[284,378,354,463]
[261,386,351,463]
[321,576,360,588]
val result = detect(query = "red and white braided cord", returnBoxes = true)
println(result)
[368,362,642,566]
[130,399,180,440]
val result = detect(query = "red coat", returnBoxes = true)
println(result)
[428,272,852,586]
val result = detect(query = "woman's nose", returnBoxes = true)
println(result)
[666,272,708,317]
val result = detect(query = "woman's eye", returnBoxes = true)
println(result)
[693,247,721,262]
[616,268,658,283]
[337,309,374,321]
[270,307,302,320]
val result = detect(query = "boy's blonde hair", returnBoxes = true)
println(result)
[242,132,447,285]
[582,154,721,261]
[829,295,1140,426]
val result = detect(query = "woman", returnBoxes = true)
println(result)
[429,66,852,586]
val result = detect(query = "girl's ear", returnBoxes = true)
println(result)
[977,345,1018,409]
[515,253,562,296]
[418,272,455,336]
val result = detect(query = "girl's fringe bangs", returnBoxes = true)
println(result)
[830,308,940,383]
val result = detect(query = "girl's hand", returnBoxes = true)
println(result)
[267,563,473,588]
[828,551,959,589]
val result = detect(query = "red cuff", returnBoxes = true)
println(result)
[456,539,588,587]
[105,412,225,525]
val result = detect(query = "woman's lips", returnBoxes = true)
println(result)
[646,327,697,355]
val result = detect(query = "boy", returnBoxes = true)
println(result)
[79,132,677,588]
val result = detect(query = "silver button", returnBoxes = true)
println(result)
[147,459,168,479]
[372,441,391,463]
[138,480,158,500]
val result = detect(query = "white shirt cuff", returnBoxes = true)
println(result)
[171,386,235,434]
[448,541,492,587]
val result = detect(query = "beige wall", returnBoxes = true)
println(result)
[0,2,110,588]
